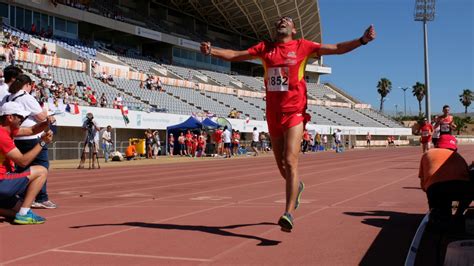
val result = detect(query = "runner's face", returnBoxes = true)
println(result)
[275,17,295,37]
[443,107,450,115]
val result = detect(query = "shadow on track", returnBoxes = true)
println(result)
[344,210,424,266]
[71,221,281,246]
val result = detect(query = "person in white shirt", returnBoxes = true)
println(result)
[251,127,259,156]
[222,126,232,158]
[102,125,113,162]
[334,129,343,153]
[1,74,57,209]
[0,66,23,101]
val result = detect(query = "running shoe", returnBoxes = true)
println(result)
[31,200,57,209]
[295,181,305,210]
[13,210,46,225]
[278,212,294,232]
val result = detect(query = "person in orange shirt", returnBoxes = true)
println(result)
[418,134,474,222]
[125,141,137,161]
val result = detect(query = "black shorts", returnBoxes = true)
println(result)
[224,143,231,149]
[251,141,258,148]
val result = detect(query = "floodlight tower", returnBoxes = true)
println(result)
[414,0,435,123]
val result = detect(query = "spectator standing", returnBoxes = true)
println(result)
[178,132,187,156]
[223,126,232,158]
[168,133,175,156]
[102,125,113,162]
[152,131,160,158]
[251,127,259,156]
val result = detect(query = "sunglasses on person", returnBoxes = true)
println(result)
[13,114,28,123]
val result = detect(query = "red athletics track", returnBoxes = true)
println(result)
[1,146,473,265]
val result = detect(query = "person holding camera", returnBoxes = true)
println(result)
[78,113,100,169]
[1,73,57,209]
[102,125,113,163]
[0,102,53,224]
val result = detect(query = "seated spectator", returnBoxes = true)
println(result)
[0,102,53,224]
[100,72,108,83]
[125,141,137,160]
[88,91,98,106]
[113,93,123,109]
[34,47,40,54]
[107,74,114,86]
[99,93,107,108]
[228,108,238,118]
[36,65,50,79]
[30,23,36,35]
[157,77,163,92]
[419,134,474,224]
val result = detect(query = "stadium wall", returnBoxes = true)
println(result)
[54,106,412,136]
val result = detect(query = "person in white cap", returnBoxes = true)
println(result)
[0,102,53,224]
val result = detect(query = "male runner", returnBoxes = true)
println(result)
[201,16,375,232]
[434,105,456,136]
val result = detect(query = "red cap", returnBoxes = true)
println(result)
[437,135,457,150]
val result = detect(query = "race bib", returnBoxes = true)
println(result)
[421,131,429,137]
[440,124,450,132]
[267,67,289,91]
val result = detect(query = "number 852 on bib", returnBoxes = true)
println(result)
[267,67,289,92]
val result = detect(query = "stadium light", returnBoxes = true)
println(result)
[414,0,435,123]
[398,87,409,117]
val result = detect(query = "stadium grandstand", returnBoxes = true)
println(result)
[0,0,410,160]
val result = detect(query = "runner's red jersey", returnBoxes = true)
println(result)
[248,39,321,112]
[420,124,433,142]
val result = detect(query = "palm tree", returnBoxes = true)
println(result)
[459,89,472,114]
[412,82,426,115]
[377,78,392,112]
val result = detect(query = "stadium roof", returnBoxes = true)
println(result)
[157,0,322,43]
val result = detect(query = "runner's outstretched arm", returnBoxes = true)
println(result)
[318,25,376,56]
[200,42,253,62]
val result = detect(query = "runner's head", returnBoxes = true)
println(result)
[442,105,450,116]
[274,16,296,39]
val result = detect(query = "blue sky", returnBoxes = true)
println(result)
[318,0,473,115]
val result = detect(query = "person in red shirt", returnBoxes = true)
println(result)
[302,129,310,154]
[213,128,223,156]
[232,130,240,156]
[0,102,53,224]
[88,91,98,106]
[419,118,433,153]
[196,133,206,157]
[185,130,193,157]
[434,105,456,135]
[200,16,376,231]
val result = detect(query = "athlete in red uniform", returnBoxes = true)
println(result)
[419,118,433,153]
[434,105,456,136]
[200,16,376,232]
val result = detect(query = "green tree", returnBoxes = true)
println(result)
[453,116,470,135]
[377,78,392,112]
[412,82,426,116]
[459,89,473,114]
